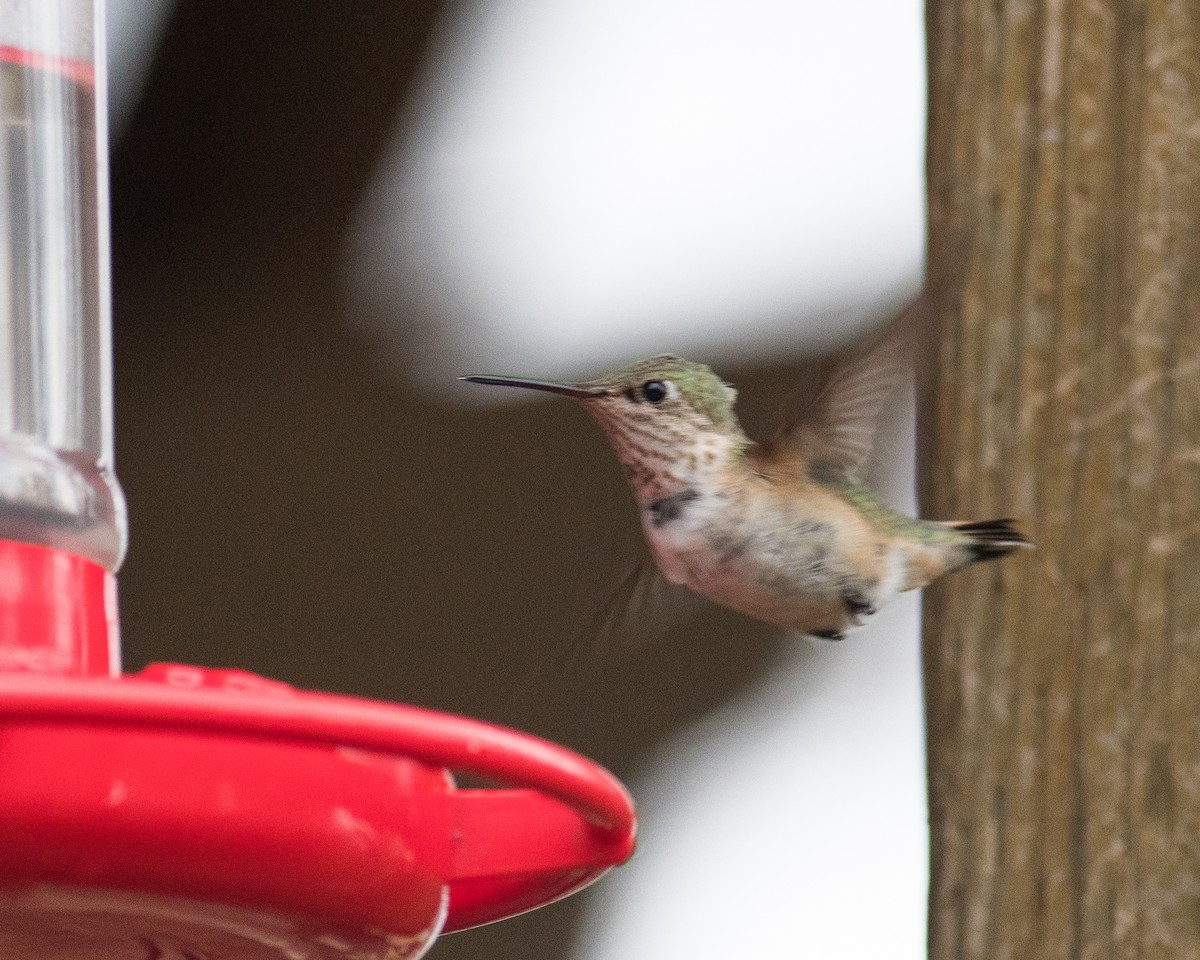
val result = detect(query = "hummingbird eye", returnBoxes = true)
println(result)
[641,380,668,404]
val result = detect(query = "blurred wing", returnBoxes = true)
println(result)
[773,298,925,482]
[496,552,707,724]
[563,551,709,675]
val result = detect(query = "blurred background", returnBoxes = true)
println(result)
[108,1,926,957]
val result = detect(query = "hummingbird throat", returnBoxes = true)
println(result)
[598,419,734,509]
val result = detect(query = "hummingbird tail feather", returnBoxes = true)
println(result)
[947,518,1033,563]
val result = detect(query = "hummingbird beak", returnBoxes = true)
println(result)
[460,375,606,399]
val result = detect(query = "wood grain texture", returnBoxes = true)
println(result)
[923,0,1200,957]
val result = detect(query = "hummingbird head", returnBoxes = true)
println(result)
[462,355,746,502]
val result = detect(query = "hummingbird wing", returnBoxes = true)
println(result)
[496,547,709,724]
[495,553,705,725]
[769,298,925,483]
[566,552,709,672]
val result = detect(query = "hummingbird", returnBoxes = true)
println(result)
[462,313,1030,641]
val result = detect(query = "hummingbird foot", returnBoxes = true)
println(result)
[810,629,846,642]
[842,589,877,624]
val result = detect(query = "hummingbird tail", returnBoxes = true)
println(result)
[947,518,1033,563]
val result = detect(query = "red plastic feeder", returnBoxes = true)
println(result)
[0,542,635,958]
[0,8,635,958]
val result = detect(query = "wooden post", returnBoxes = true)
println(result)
[923,1,1200,957]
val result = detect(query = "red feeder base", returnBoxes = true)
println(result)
[0,541,637,958]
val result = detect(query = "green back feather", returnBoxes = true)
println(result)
[829,481,953,544]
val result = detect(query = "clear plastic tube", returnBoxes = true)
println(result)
[0,0,125,571]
